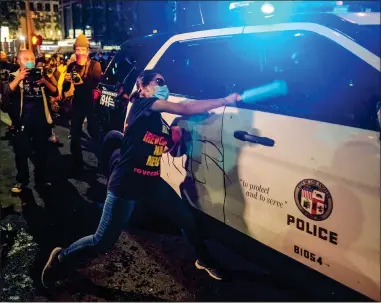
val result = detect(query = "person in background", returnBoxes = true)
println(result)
[50,54,76,133]
[9,56,20,72]
[36,60,59,144]
[57,53,76,139]
[0,51,13,77]
[1,51,18,135]
[65,34,102,174]
[4,49,58,193]
[11,56,19,67]
[45,55,61,85]
[57,55,66,74]
[106,49,116,67]
[36,53,45,64]
[55,54,76,101]
[96,51,107,72]
[41,69,242,287]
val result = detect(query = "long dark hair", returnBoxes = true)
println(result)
[129,69,162,102]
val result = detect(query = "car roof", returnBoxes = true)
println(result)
[121,11,379,44]
[120,32,175,50]
[115,11,379,65]
[170,12,380,55]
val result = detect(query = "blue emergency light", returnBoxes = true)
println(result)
[261,3,275,14]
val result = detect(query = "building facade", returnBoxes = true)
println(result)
[0,0,61,40]
[59,0,209,46]
[60,0,138,45]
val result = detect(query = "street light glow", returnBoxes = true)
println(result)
[19,36,25,41]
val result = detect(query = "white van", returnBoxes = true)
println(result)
[126,11,380,301]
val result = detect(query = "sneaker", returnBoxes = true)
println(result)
[41,247,63,288]
[195,259,223,281]
[11,183,25,194]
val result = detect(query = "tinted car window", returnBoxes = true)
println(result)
[235,31,380,131]
[101,34,172,91]
[154,36,245,99]
[153,31,380,131]
[102,50,134,86]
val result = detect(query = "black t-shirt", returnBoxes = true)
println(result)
[108,97,174,197]
[6,73,46,126]
[67,60,101,107]
[23,79,43,107]
[22,79,46,127]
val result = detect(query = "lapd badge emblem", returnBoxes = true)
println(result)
[294,179,333,221]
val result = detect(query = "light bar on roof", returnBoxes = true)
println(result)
[334,12,381,25]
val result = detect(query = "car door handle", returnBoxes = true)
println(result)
[234,130,275,147]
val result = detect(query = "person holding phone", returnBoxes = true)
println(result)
[4,49,57,193]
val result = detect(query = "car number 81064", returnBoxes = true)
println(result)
[294,245,323,265]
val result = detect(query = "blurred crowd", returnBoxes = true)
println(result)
[0,34,110,193]
[0,45,116,143]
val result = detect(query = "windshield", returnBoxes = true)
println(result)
[102,35,171,87]
[102,51,135,86]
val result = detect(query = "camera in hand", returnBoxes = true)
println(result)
[26,68,42,83]
[71,71,82,84]
[44,66,54,77]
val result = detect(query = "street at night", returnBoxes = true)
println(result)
[0,122,314,302]
[1,0,380,302]
[0,119,314,302]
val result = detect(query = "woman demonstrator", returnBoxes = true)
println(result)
[41,69,242,287]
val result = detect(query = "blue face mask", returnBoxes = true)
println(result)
[153,85,169,100]
[25,61,35,69]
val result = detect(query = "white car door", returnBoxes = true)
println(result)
[148,29,244,222]
[222,27,380,301]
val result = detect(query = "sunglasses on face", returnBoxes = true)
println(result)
[155,78,166,87]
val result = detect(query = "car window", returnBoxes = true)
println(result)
[154,36,246,99]
[102,35,172,91]
[102,50,135,86]
[154,31,380,131]
[234,31,381,131]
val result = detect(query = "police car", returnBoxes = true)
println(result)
[101,3,380,300]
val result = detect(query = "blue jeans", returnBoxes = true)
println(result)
[59,179,212,264]
[59,191,135,261]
